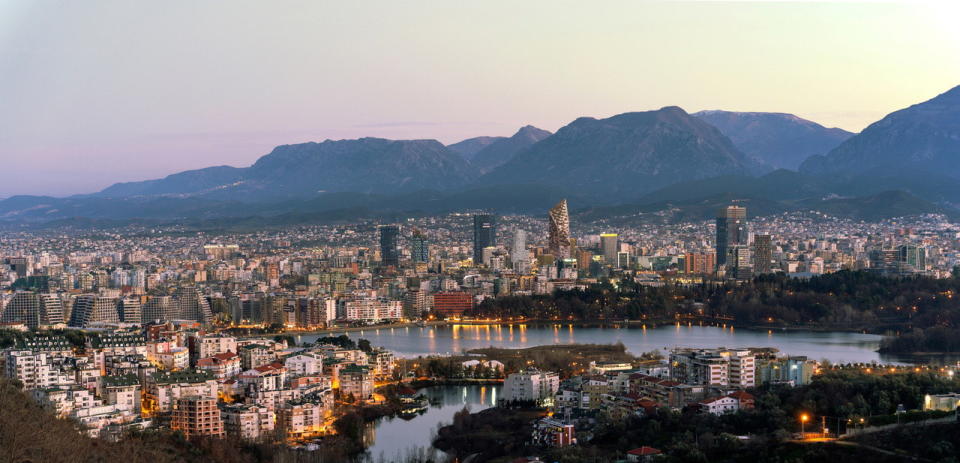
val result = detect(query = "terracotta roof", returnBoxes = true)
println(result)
[627,446,662,456]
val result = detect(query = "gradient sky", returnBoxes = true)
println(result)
[1,1,959,197]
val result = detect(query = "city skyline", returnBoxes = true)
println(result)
[2,1,959,196]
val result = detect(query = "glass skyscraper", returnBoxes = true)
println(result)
[716,205,748,270]
[473,214,496,265]
[411,232,429,263]
[379,225,400,267]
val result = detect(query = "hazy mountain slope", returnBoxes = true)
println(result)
[481,107,757,198]
[469,125,552,173]
[694,110,853,170]
[801,85,960,179]
[447,136,504,160]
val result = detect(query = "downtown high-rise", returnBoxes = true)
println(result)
[548,200,572,259]
[473,214,496,266]
[716,205,748,274]
[379,225,400,267]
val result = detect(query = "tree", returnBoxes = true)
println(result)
[358,338,373,352]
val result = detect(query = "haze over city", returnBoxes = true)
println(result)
[2,0,959,196]
[3,2,960,463]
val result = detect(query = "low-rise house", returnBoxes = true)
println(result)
[698,395,740,415]
[923,392,960,412]
[626,446,662,462]
[531,417,575,447]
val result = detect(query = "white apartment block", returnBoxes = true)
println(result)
[222,404,276,441]
[502,369,560,403]
[343,299,402,322]
[669,348,756,388]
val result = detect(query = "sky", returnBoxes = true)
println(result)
[1,1,959,197]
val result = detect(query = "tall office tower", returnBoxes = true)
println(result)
[512,229,528,270]
[117,296,142,323]
[548,200,572,259]
[175,286,213,323]
[472,214,497,265]
[69,295,120,327]
[379,225,401,267]
[753,235,773,274]
[600,233,619,265]
[716,205,748,270]
[410,231,429,263]
[0,292,64,329]
[731,246,753,280]
[142,295,177,322]
[897,244,926,272]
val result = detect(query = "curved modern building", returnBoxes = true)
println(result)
[548,200,571,259]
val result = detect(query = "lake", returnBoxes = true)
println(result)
[300,323,908,365]
[358,385,499,462]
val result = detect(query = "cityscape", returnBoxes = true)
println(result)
[2,2,960,463]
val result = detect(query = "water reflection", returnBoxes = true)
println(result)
[360,385,500,462]
[305,325,910,364]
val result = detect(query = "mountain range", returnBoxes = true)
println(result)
[800,86,960,191]
[4,84,960,227]
[693,110,853,170]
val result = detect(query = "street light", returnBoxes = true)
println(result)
[800,413,809,438]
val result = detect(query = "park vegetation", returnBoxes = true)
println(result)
[468,271,960,353]
[435,369,960,463]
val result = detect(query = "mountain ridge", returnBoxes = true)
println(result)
[693,110,853,170]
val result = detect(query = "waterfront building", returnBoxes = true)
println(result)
[502,369,560,404]
[669,348,755,388]
[432,291,473,317]
[756,356,815,386]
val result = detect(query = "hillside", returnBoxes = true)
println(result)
[481,107,757,198]
[694,110,852,170]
